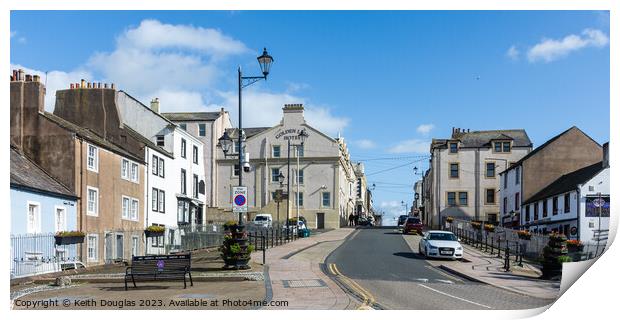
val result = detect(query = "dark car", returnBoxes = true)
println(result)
[397,215,409,227]
[403,217,423,235]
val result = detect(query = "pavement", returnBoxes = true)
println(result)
[401,233,561,300]
[251,227,359,310]
[327,228,555,310]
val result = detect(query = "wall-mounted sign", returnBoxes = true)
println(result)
[275,128,309,141]
[232,186,248,213]
[585,196,610,217]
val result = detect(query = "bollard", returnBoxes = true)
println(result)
[514,243,519,263]
[497,237,502,258]
[504,241,510,272]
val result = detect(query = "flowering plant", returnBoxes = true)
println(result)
[55,231,85,237]
[470,221,482,229]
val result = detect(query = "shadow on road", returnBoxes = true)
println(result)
[99,285,172,291]
[393,252,426,260]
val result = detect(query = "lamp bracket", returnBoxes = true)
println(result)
[241,76,266,89]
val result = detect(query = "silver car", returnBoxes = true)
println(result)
[418,231,463,260]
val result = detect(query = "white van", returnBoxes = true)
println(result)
[253,214,273,228]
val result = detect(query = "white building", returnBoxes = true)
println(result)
[424,128,532,228]
[213,104,359,229]
[117,94,207,253]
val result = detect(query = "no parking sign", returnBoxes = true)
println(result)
[232,186,248,213]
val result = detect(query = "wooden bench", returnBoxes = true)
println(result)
[125,253,193,290]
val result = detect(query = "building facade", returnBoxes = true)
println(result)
[499,126,603,228]
[212,104,360,229]
[424,128,532,228]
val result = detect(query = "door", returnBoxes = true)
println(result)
[105,233,113,263]
[116,234,124,260]
[316,212,325,229]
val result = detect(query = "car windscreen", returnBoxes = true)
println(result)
[407,218,421,224]
[255,216,269,221]
[428,233,457,241]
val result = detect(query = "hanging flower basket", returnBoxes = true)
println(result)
[446,217,454,223]
[517,230,532,240]
[483,224,495,232]
[145,225,165,237]
[566,239,584,252]
[54,231,85,245]
[470,221,482,230]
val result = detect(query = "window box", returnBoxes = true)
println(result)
[145,225,165,238]
[55,231,86,246]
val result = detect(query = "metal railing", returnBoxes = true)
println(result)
[11,233,80,279]
[247,222,301,264]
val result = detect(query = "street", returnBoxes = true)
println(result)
[325,228,555,310]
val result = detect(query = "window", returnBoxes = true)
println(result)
[199,123,206,137]
[87,144,98,172]
[515,192,520,210]
[503,142,511,152]
[525,205,531,222]
[152,188,158,212]
[503,197,508,214]
[297,169,304,184]
[297,145,304,157]
[131,199,139,221]
[193,174,199,198]
[122,159,139,182]
[131,162,138,182]
[552,196,558,215]
[27,202,41,234]
[177,200,189,224]
[159,190,165,213]
[273,145,281,158]
[449,163,459,178]
[181,169,187,194]
[193,146,199,164]
[122,196,130,219]
[487,214,498,224]
[486,162,495,178]
[55,207,67,232]
[564,193,571,213]
[494,141,511,153]
[515,167,520,184]
[180,123,187,131]
[447,192,456,206]
[121,159,129,179]
[449,142,458,153]
[181,139,186,158]
[271,168,280,182]
[458,192,468,206]
[156,135,164,147]
[87,234,98,261]
[152,155,158,175]
[87,186,99,216]
[322,192,331,207]
[494,142,502,152]
[534,202,539,220]
[542,199,548,218]
[296,192,304,207]
[504,173,508,189]
[158,158,165,177]
[151,224,165,248]
[485,188,495,204]
[233,164,240,177]
[132,236,139,257]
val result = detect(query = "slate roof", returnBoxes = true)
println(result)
[524,161,604,204]
[10,147,77,199]
[432,129,532,150]
[41,112,143,163]
[501,126,600,173]
[161,112,222,122]
[123,125,174,159]
[224,127,271,139]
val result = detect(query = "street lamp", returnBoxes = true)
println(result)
[296,129,309,226]
[286,129,309,238]
[413,166,425,221]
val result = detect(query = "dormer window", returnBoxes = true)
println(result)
[449,142,458,153]
[493,141,511,153]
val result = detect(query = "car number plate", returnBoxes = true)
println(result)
[440,250,452,255]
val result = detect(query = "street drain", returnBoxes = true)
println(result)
[282,279,327,288]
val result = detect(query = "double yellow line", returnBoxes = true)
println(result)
[328,263,376,310]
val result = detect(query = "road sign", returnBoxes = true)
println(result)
[232,186,248,213]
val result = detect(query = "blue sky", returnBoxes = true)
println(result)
[10,11,610,223]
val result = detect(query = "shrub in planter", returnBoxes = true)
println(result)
[542,232,569,279]
[54,231,85,245]
[220,223,251,270]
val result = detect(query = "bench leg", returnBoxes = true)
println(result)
[132,275,137,288]
[125,277,128,291]
[184,276,187,289]
[188,272,194,287]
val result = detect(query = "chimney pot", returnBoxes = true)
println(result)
[12,70,17,81]
[18,69,25,81]
[150,98,160,113]
[97,82,101,89]
[33,75,40,82]
[70,83,75,89]
[104,83,108,89]
[80,79,86,88]
[111,83,115,89]
[25,74,32,82]
[87,82,91,89]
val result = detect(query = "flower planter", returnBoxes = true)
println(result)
[145,230,164,238]
[54,235,85,246]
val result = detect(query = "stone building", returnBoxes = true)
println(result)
[212,104,359,229]
[424,128,532,228]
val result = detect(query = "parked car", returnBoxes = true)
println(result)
[60,261,86,271]
[402,217,423,234]
[252,213,273,228]
[418,231,463,260]
[397,215,409,228]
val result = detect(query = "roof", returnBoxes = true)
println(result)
[161,112,222,122]
[41,112,143,163]
[432,129,532,151]
[123,125,174,159]
[502,126,599,173]
[224,127,271,139]
[118,90,176,127]
[523,162,605,204]
[10,147,77,199]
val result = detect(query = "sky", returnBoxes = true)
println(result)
[10,11,610,225]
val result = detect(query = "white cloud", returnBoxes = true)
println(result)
[388,139,429,154]
[146,89,209,112]
[527,28,609,63]
[10,30,16,38]
[377,200,409,224]
[354,139,376,149]
[506,45,519,60]
[416,124,434,135]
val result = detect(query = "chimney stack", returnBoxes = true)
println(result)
[603,142,609,168]
[18,69,24,81]
[80,79,86,88]
[150,98,160,113]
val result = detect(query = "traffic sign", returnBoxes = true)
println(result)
[232,186,248,213]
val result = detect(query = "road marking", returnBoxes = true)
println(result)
[435,279,454,284]
[330,263,376,310]
[414,278,429,283]
[417,284,492,309]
